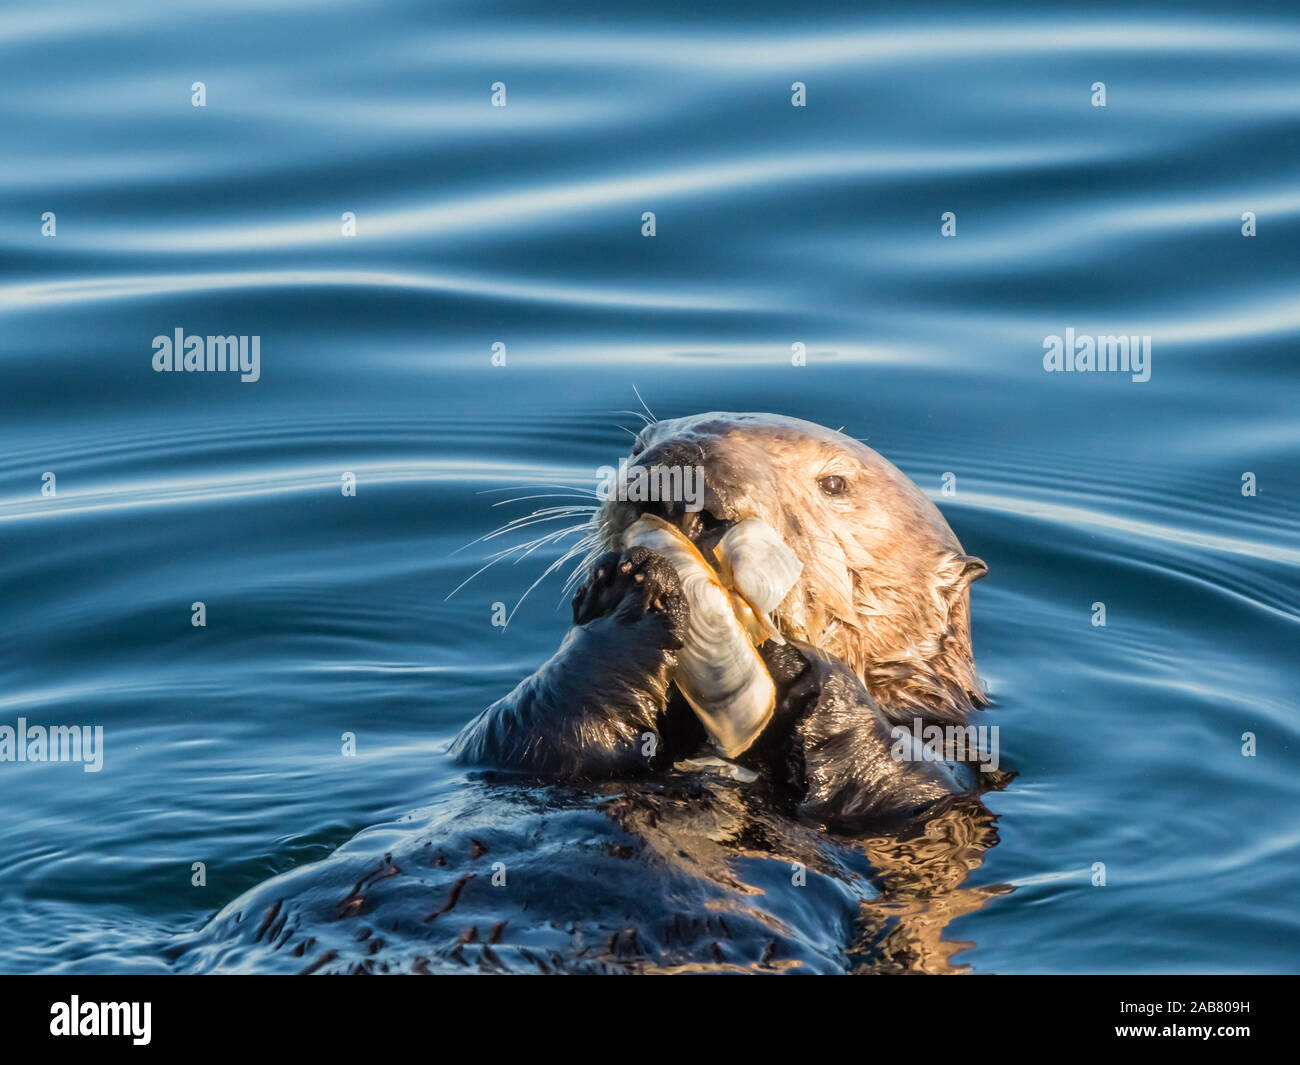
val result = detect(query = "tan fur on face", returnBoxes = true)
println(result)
[599,413,988,723]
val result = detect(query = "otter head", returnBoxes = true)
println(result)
[598,412,988,722]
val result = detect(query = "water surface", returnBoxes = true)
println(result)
[1,0,1298,973]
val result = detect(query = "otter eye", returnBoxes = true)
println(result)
[818,475,847,496]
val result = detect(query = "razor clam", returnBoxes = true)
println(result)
[623,514,776,757]
[713,518,803,644]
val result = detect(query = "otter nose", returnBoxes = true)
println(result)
[630,440,706,525]
[628,437,731,529]
[634,439,705,471]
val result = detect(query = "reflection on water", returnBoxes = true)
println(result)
[853,802,1012,974]
[2,0,1299,973]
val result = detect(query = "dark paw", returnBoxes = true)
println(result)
[572,546,687,636]
[758,638,825,716]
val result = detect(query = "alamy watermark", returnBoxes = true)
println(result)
[0,718,103,772]
[1043,328,1151,382]
[152,328,260,382]
[50,997,150,1045]
[890,718,1000,773]
[596,458,706,512]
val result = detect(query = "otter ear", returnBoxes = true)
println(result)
[937,552,988,598]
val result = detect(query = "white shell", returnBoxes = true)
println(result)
[713,518,803,643]
[623,515,775,757]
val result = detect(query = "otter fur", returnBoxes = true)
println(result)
[178,413,1007,974]
[453,412,991,827]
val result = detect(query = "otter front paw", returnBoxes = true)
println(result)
[571,546,688,645]
[452,547,693,779]
[757,640,974,828]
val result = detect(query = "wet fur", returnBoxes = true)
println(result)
[177,414,1007,974]
[456,413,992,823]
[453,547,699,777]
[604,413,990,724]
[172,770,1009,974]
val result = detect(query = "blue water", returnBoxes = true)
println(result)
[2,0,1298,974]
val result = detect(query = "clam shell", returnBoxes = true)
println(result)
[623,514,775,757]
[714,518,803,614]
[713,518,803,643]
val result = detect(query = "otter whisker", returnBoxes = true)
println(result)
[488,496,600,512]
[479,483,600,499]
[506,531,602,626]
[477,511,597,550]
[480,520,589,565]
[452,504,597,555]
[489,497,599,514]
[632,384,657,424]
[504,521,596,567]
[445,519,595,602]
[483,503,596,529]
[560,526,609,600]
[448,459,614,620]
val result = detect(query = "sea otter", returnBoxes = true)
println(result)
[452,412,991,828]
[174,412,1006,974]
